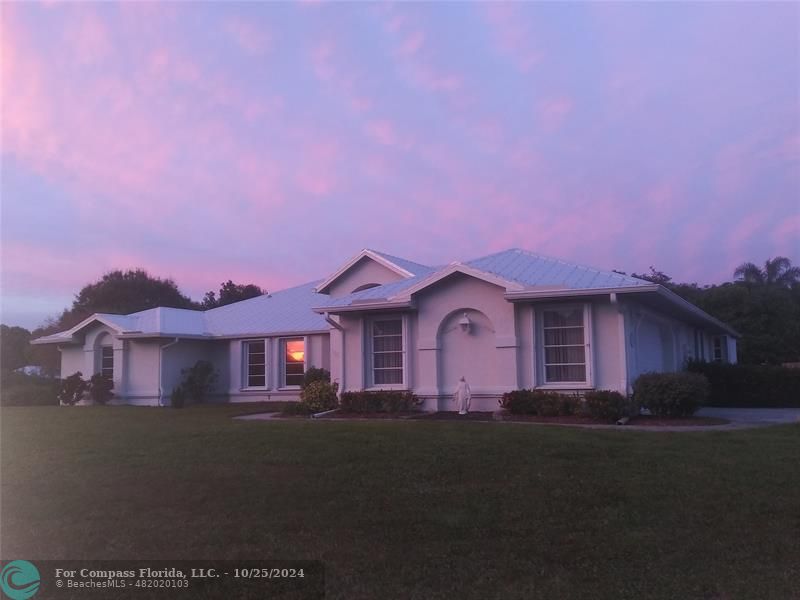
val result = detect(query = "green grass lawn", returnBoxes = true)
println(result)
[2,405,799,600]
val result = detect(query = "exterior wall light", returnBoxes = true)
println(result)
[458,312,472,333]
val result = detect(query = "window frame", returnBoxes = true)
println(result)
[242,339,268,390]
[712,335,726,363]
[279,336,307,389]
[535,303,594,389]
[365,314,408,390]
[100,345,114,380]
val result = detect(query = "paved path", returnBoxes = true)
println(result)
[696,407,800,426]
[233,408,800,431]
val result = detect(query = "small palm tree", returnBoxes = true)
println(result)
[734,256,800,287]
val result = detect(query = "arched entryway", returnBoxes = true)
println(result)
[437,308,497,397]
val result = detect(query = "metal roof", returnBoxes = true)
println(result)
[33,248,734,342]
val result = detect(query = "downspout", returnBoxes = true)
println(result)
[324,313,345,396]
[158,338,180,406]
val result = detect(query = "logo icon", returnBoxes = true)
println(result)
[0,561,40,600]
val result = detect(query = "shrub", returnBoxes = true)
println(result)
[58,372,88,406]
[170,386,187,409]
[339,390,421,413]
[300,380,339,413]
[88,373,114,405]
[302,367,331,389]
[686,360,800,408]
[179,360,218,404]
[633,372,709,417]
[499,389,573,415]
[583,390,630,421]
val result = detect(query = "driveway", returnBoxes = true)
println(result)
[696,407,800,426]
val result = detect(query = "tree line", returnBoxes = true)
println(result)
[2,257,799,376]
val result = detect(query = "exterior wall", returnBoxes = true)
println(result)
[60,346,84,379]
[325,257,405,297]
[227,333,330,402]
[123,340,161,405]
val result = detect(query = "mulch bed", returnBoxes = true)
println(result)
[325,411,424,419]
[627,415,730,426]
[414,412,731,426]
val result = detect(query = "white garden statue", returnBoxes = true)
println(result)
[453,376,472,415]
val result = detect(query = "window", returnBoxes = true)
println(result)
[281,338,305,387]
[100,346,114,380]
[541,307,587,383]
[371,318,404,385]
[713,336,726,362]
[244,340,266,388]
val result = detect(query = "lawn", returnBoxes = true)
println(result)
[2,405,799,600]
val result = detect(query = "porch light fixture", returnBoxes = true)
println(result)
[458,312,472,333]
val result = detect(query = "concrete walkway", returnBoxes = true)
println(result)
[234,408,800,431]
[696,407,800,426]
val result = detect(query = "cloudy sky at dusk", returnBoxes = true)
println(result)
[1,1,798,329]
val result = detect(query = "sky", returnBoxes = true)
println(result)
[1,1,798,330]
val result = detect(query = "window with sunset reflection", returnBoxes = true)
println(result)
[282,338,305,387]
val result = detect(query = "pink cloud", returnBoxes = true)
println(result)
[538,96,574,131]
[398,30,425,56]
[365,120,398,146]
[483,3,543,72]
[224,18,270,55]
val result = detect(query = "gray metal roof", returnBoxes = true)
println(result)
[34,248,731,343]
[465,248,652,290]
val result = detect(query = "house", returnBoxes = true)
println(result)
[32,248,738,411]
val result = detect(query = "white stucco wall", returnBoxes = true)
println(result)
[325,257,405,297]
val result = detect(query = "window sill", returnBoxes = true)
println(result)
[365,385,408,391]
[240,387,269,392]
[278,386,301,391]
[536,383,594,390]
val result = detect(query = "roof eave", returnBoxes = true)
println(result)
[312,300,414,314]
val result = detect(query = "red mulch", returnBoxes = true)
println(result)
[326,411,424,419]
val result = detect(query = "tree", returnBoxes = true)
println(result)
[65,269,198,327]
[201,280,265,309]
[734,256,800,287]
[1,325,32,371]
[631,266,673,285]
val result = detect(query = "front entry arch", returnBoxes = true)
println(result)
[437,308,497,397]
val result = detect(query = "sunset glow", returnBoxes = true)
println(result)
[1,1,797,329]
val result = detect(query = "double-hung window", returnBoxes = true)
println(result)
[712,336,726,362]
[100,346,114,380]
[541,306,589,384]
[370,318,404,386]
[281,338,305,387]
[244,340,267,388]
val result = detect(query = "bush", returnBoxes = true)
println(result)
[339,390,421,413]
[686,360,800,408]
[633,372,709,417]
[499,389,574,415]
[302,367,330,389]
[300,380,339,413]
[58,372,88,406]
[179,360,218,404]
[170,386,187,409]
[583,390,630,421]
[88,373,114,405]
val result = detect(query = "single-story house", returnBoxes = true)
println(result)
[33,248,738,411]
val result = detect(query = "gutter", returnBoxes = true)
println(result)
[157,337,180,407]
[312,300,413,314]
[505,284,739,338]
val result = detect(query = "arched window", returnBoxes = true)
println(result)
[352,283,381,293]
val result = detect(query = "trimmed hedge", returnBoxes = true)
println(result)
[583,390,630,421]
[633,372,709,417]
[499,389,578,416]
[687,360,800,408]
[339,390,420,413]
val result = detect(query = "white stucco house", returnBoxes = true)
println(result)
[33,248,738,411]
